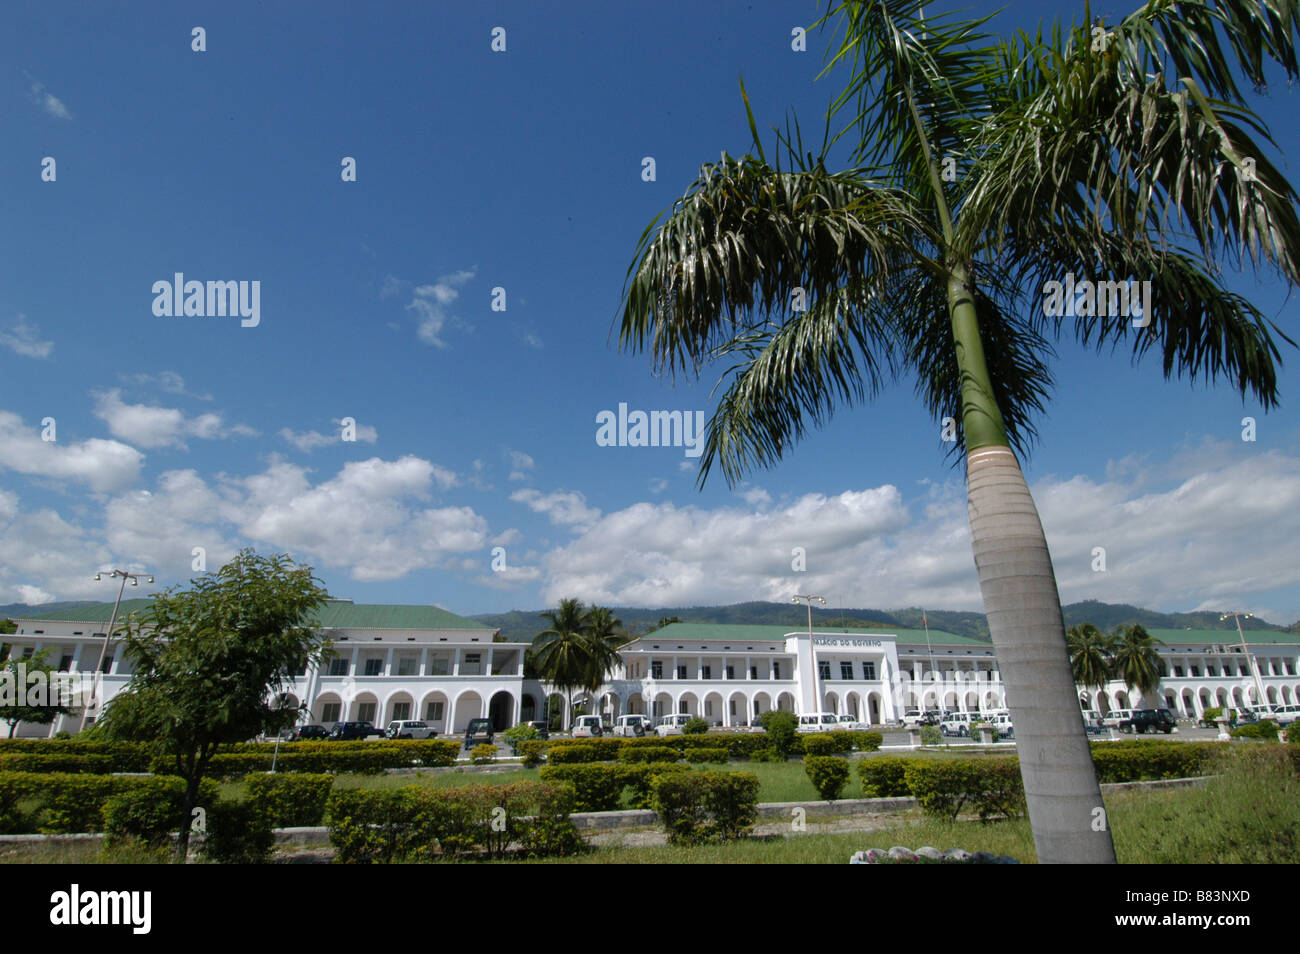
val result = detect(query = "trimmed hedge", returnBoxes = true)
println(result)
[858,757,926,797]
[538,762,691,812]
[245,772,334,828]
[0,771,217,834]
[801,734,849,756]
[518,740,547,766]
[617,746,679,764]
[804,755,850,800]
[201,798,276,864]
[650,771,760,845]
[683,747,729,764]
[152,740,461,778]
[325,780,580,862]
[546,744,601,764]
[904,758,1025,821]
[534,730,882,763]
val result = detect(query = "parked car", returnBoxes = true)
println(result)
[655,713,694,737]
[1101,709,1133,728]
[837,714,867,730]
[797,713,841,733]
[938,712,976,737]
[328,721,386,741]
[289,724,330,741]
[385,720,437,739]
[463,718,494,748]
[748,714,767,732]
[1118,708,1176,734]
[1270,703,1300,726]
[525,720,551,740]
[613,714,654,737]
[571,714,605,738]
[1081,710,1107,735]
[986,712,1014,739]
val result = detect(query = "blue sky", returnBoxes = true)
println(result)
[2,1,1297,625]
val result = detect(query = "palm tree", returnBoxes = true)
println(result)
[1067,623,1114,714]
[618,0,1299,863]
[583,606,627,717]
[532,598,592,729]
[1111,623,1166,709]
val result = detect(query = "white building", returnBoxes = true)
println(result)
[5,603,1299,736]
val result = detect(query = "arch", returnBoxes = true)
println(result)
[419,690,451,731]
[543,693,566,730]
[942,690,958,711]
[1114,690,1130,709]
[625,694,647,715]
[844,692,861,721]
[353,692,379,724]
[487,690,515,731]
[866,691,882,725]
[751,692,772,719]
[824,691,840,715]
[383,691,415,725]
[1283,685,1294,705]
[312,692,342,723]
[1231,687,1246,708]
[1096,692,1111,716]
[520,693,538,723]
[727,691,749,727]
[906,690,921,709]
[984,690,1001,710]
[652,692,673,719]
[776,692,795,712]
[1267,685,1279,704]
[1181,688,1198,720]
[599,691,621,720]
[451,690,484,732]
[1215,688,1229,707]
[703,691,725,725]
[677,691,698,716]
[964,691,980,713]
[1162,689,1177,712]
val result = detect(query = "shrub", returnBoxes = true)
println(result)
[920,725,943,746]
[1231,720,1280,741]
[201,798,275,864]
[471,743,498,764]
[682,717,709,735]
[1286,722,1300,744]
[759,711,798,760]
[245,773,333,827]
[518,740,548,766]
[546,744,600,764]
[1089,741,1221,782]
[904,758,1025,821]
[502,723,540,747]
[651,770,759,845]
[618,746,679,764]
[748,746,779,763]
[804,755,850,800]
[620,762,693,809]
[538,764,623,812]
[102,777,189,848]
[858,757,923,798]
[801,734,844,756]
[850,730,884,752]
[684,747,728,764]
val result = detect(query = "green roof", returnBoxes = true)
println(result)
[637,622,991,647]
[1147,628,1300,646]
[18,599,493,632]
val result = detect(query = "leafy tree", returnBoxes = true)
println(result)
[0,619,16,635]
[100,550,329,858]
[532,600,626,727]
[1110,623,1166,707]
[618,0,1299,863]
[0,648,75,738]
[1067,623,1114,693]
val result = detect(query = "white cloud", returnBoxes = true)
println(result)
[92,390,254,450]
[506,449,535,481]
[492,528,523,546]
[26,75,72,120]
[0,314,53,358]
[525,449,1300,623]
[0,409,142,492]
[510,488,602,530]
[122,371,211,401]
[397,269,476,347]
[281,420,380,453]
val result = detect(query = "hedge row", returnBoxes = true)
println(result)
[538,762,693,812]
[0,771,219,834]
[651,771,760,845]
[325,781,581,862]
[535,730,882,763]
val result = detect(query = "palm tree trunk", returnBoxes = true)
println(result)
[967,445,1117,863]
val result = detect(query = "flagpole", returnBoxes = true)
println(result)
[922,610,942,715]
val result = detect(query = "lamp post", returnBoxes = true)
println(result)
[79,569,153,732]
[793,594,826,714]
[1221,611,1265,709]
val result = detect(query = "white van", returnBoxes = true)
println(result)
[655,713,694,736]
[614,714,654,737]
[571,715,604,738]
[797,712,840,733]
[1101,709,1133,728]
[939,712,977,737]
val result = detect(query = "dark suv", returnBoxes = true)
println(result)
[464,718,494,748]
[1118,708,1176,735]
[291,724,330,741]
[329,721,386,741]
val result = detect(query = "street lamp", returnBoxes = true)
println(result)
[793,594,826,714]
[79,569,153,732]
[1220,611,1265,709]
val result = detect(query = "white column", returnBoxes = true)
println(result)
[418,648,428,677]
[384,647,394,677]
[453,648,462,676]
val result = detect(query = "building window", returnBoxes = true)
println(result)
[1206,664,1217,677]
[676,665,688,680]
[321,702,341,723]
[1286,661,1296,676]
[725,665,734,680]
[358,702,376,722]
[363,659,383,676]
[59,654,74,672]
[705,700,714,717]
[702,665,712,680]
[1190,665,1200,677]
[818,661,831,680]
[840,662,853,681]
[773,662,781,679]
[396,657,417,676]
[428,656,449,676]
[750,666,758,680]
[392,701,411,720]
[862,661,876,680]
[21,647,34,660]
[651,661,663,679]
[328,658,349,676]
[426,701,445,721]
[729,699,737,715]
[463,654,482,675]
[1173,666,1184,677]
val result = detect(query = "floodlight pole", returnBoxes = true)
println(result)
[79,569,153,732]
[1221,611,1265,708]
[793,595,826,714]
